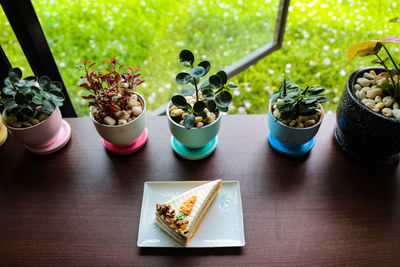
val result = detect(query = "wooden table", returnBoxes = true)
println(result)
[0,114,399,266]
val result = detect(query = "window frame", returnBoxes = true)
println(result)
[0,0,290,117]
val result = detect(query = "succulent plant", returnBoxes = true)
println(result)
[76,57,145,123]
[0,68,65,121]
[270,75,328,121]
[171,49,238,129]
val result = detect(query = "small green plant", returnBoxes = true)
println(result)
[270,75,328,121]
[76,57,145,124]
[0,68,65,121]
[170,49,238,129]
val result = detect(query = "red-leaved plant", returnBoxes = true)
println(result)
[76,57,144,122]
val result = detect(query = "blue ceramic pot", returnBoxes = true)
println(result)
[167,103,222,149]
[335,67,400,165]
[268,103,324,146]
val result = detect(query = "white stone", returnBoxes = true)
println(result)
[359,89,366,99]
[392,109,400,119]
[289,120,296,127]
[383,96,395,107]
[357,78,371,87]
[132,106,142,116]
[118,119,127,125]
[206,113,216,124]
[366,88,383,99]
[374,102,384,110]
[104,116,116,125]
[354,84,362,91]
[28,118,40,125]
[382,108,393,117]
[375,95,382,103]
[196,122,204,128]
[195,116,203,123]
[11,121,22,128]
[38,113,49,122]
[170,108,183,117]
[304,119,316,127]
[296,123,304,128]
[393,103,399,110]
[363,72,375,80]
[22,121,32,127]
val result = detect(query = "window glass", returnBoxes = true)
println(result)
[31,0,279,116]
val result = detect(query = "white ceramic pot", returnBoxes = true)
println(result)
[90,93,146,145]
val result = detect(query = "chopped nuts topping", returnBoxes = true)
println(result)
[156,203,189,235]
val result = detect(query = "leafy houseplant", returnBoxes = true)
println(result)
[169,49,238,129]
[1,68,65,128]
[0,68,70,154]
[76,57,148,153]
[267,75,328,157]
[167,49,238,160]
[270,75,328,128]
[76,57,145,126]
[335,18,400,165]
[346,35,400,119]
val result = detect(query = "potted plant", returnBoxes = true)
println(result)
[267,75,328,156]
[167,49,238,160]
[76,57,147,155]
[335,32,400,165]
[0,68,70,154]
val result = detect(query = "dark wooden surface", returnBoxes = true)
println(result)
[0,114,399,266]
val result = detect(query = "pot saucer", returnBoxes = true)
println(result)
[25,120,71,155]
[0,123,7,146]
[170,136,218,160]
[268,132,315,157]
[101,127,148,155]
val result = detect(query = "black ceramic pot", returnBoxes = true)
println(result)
[334,67,400,165]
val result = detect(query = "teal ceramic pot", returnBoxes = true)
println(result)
[268,103,324,146]
[167,103,221,149]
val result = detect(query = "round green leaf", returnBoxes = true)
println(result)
[23,76,38,83]
[199,80,212,91]
[183,114,195,129]
[189,76,200,85]
[25,93,34,102]
[198,61,210,76]
[30,86,40,95]
[4,77,12,87]
[42,99,56,115]
[209,75,222,89]
[15,92,26,104]
[215,91,232,107]
[50,90,65,102]
[171,95,188,109]
[207,100,216,112]
[189,66,205,78]
[21,106,34,118]
[202,89,214,100]
[226,81,238,89]
[176,72,191,85]
[39,76,50,89]
[216,71,228,85]
[50,81,62,91]
[179,50,194,66]
[41,90,53,100]
[4,99,17,110]
[8,68,22,82]
[193,101,206,113]
[216,103,228,112]
[2,86,15,96]
[181,86,195,96]
[32,95,43,105]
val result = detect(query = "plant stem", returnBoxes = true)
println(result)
[382,44,400,73]
[193,77,199,102]
[376,54,395,97]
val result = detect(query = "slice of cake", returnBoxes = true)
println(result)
[155,180,221,245]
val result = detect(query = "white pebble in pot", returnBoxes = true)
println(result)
[357,78,371,87]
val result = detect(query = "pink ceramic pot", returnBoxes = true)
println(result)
[2,107,62,148]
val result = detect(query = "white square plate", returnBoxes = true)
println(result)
[137,181,245,247]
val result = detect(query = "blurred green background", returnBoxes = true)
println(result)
[1,0,398,116]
